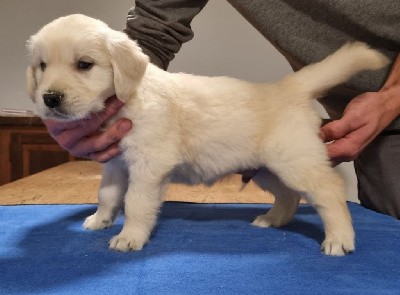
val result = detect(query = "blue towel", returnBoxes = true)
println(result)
[0,202,399,295]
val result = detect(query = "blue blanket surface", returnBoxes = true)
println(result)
[0,202,399,295]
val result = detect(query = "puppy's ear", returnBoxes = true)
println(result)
[26,66,37,102]
[107,31,149,102]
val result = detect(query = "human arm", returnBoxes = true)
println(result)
[124,0,209,69]
[320,53,400,166]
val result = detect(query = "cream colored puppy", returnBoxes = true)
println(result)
[27,14,389,255]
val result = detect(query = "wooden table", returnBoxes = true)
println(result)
[0,161,277,205]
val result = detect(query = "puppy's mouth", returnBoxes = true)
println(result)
[43,103,90,121]
[40,95,89,122]
[44,108,72,121]
[39,91,106,122]
[44,108,94,122]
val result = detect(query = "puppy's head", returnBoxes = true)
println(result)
[27,14,149,121]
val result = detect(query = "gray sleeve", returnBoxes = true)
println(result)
[124,0,209,70]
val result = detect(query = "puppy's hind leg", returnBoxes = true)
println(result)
[83,158,128,230]
[261,134,355,256]
[252,168,301,228]
[300,167,354,256]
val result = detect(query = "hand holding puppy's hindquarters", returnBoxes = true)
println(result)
[43,96,133,163]
[320,90,400,166]
[321,54,400,166]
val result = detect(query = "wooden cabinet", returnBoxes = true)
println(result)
[0,115,81,185]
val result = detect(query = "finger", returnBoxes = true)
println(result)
[326,122,378,164]
[76,96,125,137]
[56,97,125,149]
[325,138,356,164]
[69,119,132,157]
[319,119,358,143]
[42,95,122,136]
[88,142,121,163]
[42,118,81,137]
[325,132,367,165]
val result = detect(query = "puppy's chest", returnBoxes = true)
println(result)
[117,134,224,186]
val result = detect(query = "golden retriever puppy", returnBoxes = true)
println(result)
[27,14,389,255]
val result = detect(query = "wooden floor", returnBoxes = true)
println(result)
[0,161,286,205]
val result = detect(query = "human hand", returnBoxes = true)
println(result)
[43,96,133,163]
[319,90,399,166]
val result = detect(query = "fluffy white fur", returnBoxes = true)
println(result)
[27,14,389,255]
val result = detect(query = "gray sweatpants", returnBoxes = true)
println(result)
[355,131,400,219]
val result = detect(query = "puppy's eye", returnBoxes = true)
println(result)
[77,61,94,71]
[40,62,46,71]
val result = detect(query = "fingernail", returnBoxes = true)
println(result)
[119,120,132,133]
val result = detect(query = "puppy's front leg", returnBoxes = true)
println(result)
[83,158,128,230]
[109,170,166,252]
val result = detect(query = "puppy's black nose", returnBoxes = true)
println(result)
[43,91,64,108]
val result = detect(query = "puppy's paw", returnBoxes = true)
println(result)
[252,215,274,228]
[321,237,355,256]
[83,213,115,230]
[252,213,289,228]
[109,233,147,252]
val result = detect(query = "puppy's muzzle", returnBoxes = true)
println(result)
[43,91,64,109]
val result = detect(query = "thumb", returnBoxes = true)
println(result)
[319,119,354,143]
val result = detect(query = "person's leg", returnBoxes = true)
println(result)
[354,131,400,219]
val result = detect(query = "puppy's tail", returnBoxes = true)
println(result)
[285,42,390,98]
